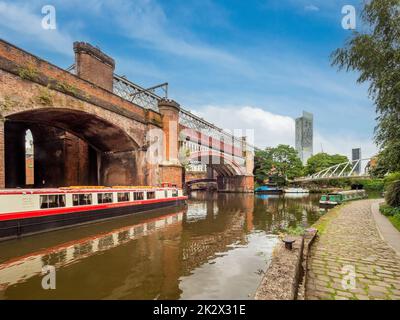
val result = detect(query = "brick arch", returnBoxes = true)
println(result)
[6,108,139,153]
[187,151,246,177]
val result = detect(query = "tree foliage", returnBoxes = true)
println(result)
[331,0,400,173]
[305,152,349,175]
[254,145,303,184]
[386,180,400,208]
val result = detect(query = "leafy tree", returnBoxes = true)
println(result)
[271,145,304,180]
[253,145,303,184]
[331,0,400,173]
[254,148,273,184]
[305,153,349,175]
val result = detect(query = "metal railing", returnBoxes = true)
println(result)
[67,64,256,156]
[295,158,372,182]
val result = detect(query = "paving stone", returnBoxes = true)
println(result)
[305,200,400,301]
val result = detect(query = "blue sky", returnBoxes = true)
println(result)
[0,0,377,158]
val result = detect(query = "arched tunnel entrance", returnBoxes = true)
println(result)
[4,109,140,188]
[185,151,251,193]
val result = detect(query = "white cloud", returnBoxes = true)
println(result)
[304,4,320,12]
[50,0,243,68]
[0,1,74,56]
[190,105,378,158]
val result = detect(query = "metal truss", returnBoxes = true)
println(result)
[67,65,254,155]
[179,109,246,153]
[296,158,372,182]
[113,74,167,112]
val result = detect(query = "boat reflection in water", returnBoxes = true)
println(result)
[0,209,184,298]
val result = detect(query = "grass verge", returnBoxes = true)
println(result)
[388,215,400,232]
[312,205,343,235]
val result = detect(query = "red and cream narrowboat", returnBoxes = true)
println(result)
[0,185,187,241]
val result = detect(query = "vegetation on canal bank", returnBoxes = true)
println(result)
[311,205,342,235]
[305,178,384,192]
[380,180,400,232]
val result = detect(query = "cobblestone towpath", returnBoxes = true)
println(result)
[306,199,400,300]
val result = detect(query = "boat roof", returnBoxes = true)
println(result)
[0,186,177,195]
[328,190,365,195]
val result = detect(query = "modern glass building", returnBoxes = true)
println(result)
[295,111,313,165]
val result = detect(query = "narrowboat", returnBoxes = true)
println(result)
[319,190,367,207]
[0,185,187,241]
[254,183,283,194]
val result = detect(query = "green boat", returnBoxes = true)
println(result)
[319,190,367,206]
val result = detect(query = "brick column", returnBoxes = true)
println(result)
[158,99,180,165]
[74,42,115,92]
[0,120,5,188]
[158,99,183,187]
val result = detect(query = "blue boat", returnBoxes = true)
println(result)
[254,183,283,194]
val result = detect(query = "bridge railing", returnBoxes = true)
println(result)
[112,72,255,159]
[68,65,256,165]
[295,158,372,182]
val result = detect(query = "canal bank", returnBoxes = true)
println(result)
[305,199,400,300]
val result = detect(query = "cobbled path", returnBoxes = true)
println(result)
[306,200,400,300]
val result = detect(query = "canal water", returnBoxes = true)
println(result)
[0,192,322,300]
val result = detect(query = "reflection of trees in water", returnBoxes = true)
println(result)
[253,195,321,233]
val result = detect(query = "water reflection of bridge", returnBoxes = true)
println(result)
[181,193,254,275]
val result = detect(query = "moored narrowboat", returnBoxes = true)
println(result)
[0,186,187,241]
[284,187,309,194]
[254,183,283,194]
[319,190,367,207]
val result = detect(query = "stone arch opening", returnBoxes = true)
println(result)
[186,151,245,178]
[24,129,34,186]
[4,108,141,188]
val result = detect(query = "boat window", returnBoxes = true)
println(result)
[172,189,178,197]
[164,190,168,198]
[118,192,130,202]
[98,193,113,204]
[147,191,156,200]
[40,195,66,209]
[133,192,144,201]
[72,194,92,206]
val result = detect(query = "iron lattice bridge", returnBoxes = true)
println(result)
[294,158,373,182]
[68,66,257,170]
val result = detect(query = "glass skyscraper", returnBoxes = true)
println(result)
[295,111,313,165]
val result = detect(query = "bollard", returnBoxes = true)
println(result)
[282,238,296,250]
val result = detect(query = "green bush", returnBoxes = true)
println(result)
[357,179,384,191]
[384,172,400,187]
[389,214,400,232]
[385,180,400,208]
[285,225,305,236]
[380,204,400,216]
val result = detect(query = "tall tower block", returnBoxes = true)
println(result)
[295,111,313,165]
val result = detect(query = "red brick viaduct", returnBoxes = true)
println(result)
[0,39,254,192]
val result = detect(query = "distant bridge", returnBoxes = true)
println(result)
[294,158,372,183]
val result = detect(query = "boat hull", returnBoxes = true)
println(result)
[0,198,187,242]
[254,190,283,194]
